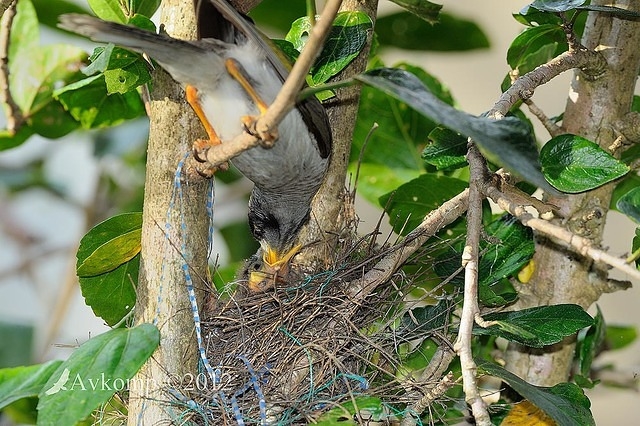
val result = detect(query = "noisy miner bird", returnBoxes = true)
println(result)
[59,0,332,291]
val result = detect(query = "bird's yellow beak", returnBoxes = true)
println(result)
[248,244,301,292]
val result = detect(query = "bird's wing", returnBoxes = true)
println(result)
[196,0,332,158]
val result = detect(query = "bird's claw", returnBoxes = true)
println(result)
[241,115,278,149]
[192,138,229,178]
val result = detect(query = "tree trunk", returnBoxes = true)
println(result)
[504,0,640,386]
[127,1,211,423]
[298,0,379,267]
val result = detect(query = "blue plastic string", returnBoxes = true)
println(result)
[173,155,217,385]
[237,355,268,425]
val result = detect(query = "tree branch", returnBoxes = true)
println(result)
[453,143,491,426]
[489,48,606,119]
[484,181,640,283]
[197,0,342,167]
[0,0,22,134]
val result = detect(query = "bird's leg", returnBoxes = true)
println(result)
[186,85,227,177]
[225,58,278,147]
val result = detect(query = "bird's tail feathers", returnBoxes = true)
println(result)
[58,14,207,60]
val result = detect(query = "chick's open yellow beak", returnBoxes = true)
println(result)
[248,244,301,292]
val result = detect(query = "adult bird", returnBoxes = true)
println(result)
[59,0,332,291]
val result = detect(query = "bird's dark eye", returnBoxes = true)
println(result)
[248,209,278,240]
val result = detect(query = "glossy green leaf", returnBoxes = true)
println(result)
[129,0,160,17]
[514,6,563,26]
[481,362,595,426]
[356,68,551,191]
[475,304,594,348]
[9,0,39,60]
[315,396,384,425]
[380,174,468,235]
[349,163,421,206]
[88,0,127,23]
[576,306,604,385]
[0,361,63,409]
[479,216,535,289]
[541,134,629,193]
[634,228,640,269]
[422,126,468,170]
[507,24,566,73]
[77,213,142,277]
[388,0,441,23]
[286,12,371,84]
[616,186,640,223]
[376,12,489,51]
[38,324,160,426]
[527,0,587,12]
[610,173,640,210]
[605,324,637,351]
[434,216,533,307]
[80,254,139,327]
[352,64,453,170]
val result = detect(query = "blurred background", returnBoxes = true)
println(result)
[0,0,637,424]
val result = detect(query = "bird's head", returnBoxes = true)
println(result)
[246,188,312,291]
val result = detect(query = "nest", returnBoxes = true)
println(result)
[180,238,457,425]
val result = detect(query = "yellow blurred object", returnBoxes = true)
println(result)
[502,400,556,426]
[517,259,536,283]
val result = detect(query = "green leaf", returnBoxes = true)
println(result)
[356,68,551,192]
[605,324,637,351]
[527,0,587,12]
[80,254,139,327]
[77,213,142,277]
[376,12,489,52]
[348,163,421,205]
[376,12,489,51]
[55,74,146,128]
[37,324,160,426]
[380,174,468,235]
[479,216,535,290]
[401,299,452,339]
[387,0,442,23]
[507,24,566,74]
[315,396,384,425]
[616,186,640,223]
[0,126,34,151]
[32,0,89,29]
[475,304,594,348]
[286,12,372,84]
[88,0,127,23]
[422,126,468,170]
[540,134,629,193]
[480,362,595,426]
[577,306,604,381]
[10,0,39,60]
[576,5,640,19]
[0,361,63,409]
[434,215,533,307]
[610,173,640,210]
[129,0,160,18]
[352,64,453,170]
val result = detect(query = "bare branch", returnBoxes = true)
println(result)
[485,183,640,283]
[198,0,342,167]
[0,0,22,134]
[523,98,564,137]
[490,48,607,119]
[453,143,492,426]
